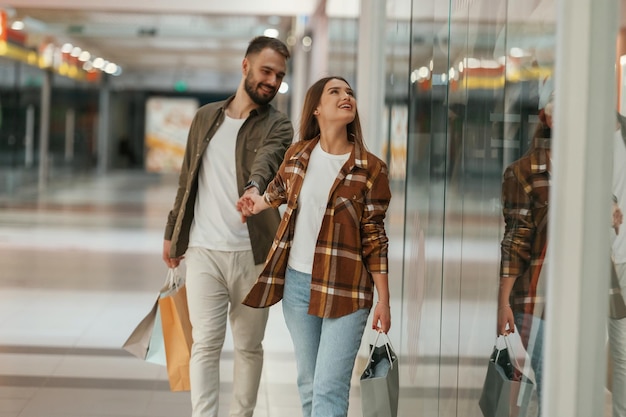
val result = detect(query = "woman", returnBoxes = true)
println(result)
[237,76,392,417]
[497,95,553,412]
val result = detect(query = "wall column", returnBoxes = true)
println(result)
[545,0,619,415]
[356,0,386,156]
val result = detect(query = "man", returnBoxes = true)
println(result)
[162,36,293,417]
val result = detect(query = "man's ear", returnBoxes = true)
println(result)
[242,57,249,75]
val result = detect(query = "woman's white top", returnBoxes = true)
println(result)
[288,142,350,274]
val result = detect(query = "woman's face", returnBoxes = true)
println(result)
[314,78,356,126]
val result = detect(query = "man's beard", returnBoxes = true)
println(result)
[244,74,277,106]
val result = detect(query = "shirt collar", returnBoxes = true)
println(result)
[291,136,369,170]
[219,95,270,118]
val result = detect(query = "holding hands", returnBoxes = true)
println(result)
[237,188,270,223]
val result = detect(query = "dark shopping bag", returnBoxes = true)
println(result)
[360,331,399,417]
[479,337,535,417]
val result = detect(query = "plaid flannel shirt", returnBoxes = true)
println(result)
[243,137,391,318]
[500,136,551,318]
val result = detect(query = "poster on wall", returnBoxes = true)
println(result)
[144,96,198,173]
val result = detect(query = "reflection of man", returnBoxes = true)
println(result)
[609,113,626,417]
[497,96,553,415]
[162,36,293,417]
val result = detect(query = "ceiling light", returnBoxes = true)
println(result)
[10,21,24,31]
[92,57,105,69]
[264,28,279,38]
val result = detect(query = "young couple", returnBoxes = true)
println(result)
[163,35,391,417]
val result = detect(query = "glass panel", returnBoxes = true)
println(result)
[404,0,448,415]
[400,0,559,416]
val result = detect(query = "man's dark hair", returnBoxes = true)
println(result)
[245,36,290,60]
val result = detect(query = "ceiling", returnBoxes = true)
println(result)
[3,0,569,93]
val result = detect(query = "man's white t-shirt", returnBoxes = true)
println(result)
[613,129,626,263]
[288,142,350,274]
[189,115,250,251]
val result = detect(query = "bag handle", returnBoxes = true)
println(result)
[496,334,537,386]
[367,331,396,370]
[160,267,184,293]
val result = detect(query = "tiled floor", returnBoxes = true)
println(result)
[0,171,372,417]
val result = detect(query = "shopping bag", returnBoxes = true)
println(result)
[479,337,535,417]
[122,290,166,365]
[360,331,399,417]
[159,269,193,392]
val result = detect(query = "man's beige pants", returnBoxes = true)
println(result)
[185,247,268,417]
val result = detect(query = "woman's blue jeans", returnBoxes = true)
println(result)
[282,266,369,417]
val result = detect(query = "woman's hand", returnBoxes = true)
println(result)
[236,190,270,222]
[497,304,515,336]
[372,301,391,333]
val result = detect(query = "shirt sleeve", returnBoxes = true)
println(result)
[500,165,533,281]
[361,160,392,274]
[247,117,293,193]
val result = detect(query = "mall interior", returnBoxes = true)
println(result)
[0,0,624,416]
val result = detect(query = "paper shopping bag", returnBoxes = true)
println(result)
[122,294,166,365]
[360,332,399,417]
[159,273,193,392]
[479,342,534,417]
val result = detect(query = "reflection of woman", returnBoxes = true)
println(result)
[498,98,553,409]
[237,76,392,417]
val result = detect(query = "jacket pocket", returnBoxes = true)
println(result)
[333,188,364,226]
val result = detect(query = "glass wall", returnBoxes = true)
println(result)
[373,0,620,416]
[384,1,557,416]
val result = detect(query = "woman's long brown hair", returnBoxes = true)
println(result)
[298,76,366,150]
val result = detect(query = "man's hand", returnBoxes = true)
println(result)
[162,239,183,268]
